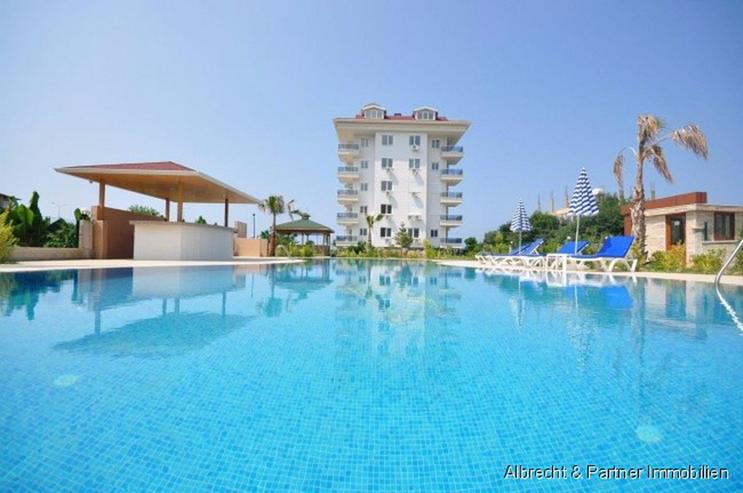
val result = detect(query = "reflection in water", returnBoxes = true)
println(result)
[1,260,742,490]
[54,312,250,358]
[333,260,462,363]
[0,270,77,320]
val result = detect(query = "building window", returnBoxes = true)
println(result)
[364,109,384,119]
[380,227,392,238]
[360,205,367,214]
[381,158,393,169]
[714,212,735,241]
[381,181,393,192]
[382,135,393,146]
[431,139,440,149]
[359,228,367,237]
[361,183,368,191]
[415,110,436,120]
[411,228,420,238]
[431,162,439,171]
[408,158,421,169]
[430,229,438,238]
[381,204,392,214]
[360,160,369,169]
[409,135,421,146]
[360,138,369,147]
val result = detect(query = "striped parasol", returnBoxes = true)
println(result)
[569,167,599,253]
[510,200,531,251]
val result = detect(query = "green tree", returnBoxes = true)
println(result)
[613,115,708,256]
[44,221,77,247]
[128,205,163,217]
[365,214,384,250]
[6,191,48,246]
[0,211,18,263]
[394,222,413,253]
[464,237,479,254]
[258,195,286,256]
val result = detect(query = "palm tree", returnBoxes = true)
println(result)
[365,214,383,250]
[258,195,285,256]
[613,115,708,256]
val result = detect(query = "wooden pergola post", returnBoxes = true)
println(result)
[165,198,170,221]
[224,198,229,227]
[98,182,106,220]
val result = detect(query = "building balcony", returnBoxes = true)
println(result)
[441,145,464,164]
[336,235,359,246]
[337,212,359,225]
[337,143,360,163]
[440,191,463,206]
[440,214,463,227]
[337,166,360,182]
[337,189,359,204]
[441,237,464,248]
[440,168,463,183]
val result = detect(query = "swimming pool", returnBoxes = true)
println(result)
[1,260,741,491]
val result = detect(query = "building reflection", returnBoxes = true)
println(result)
[333,260,462,363]
[53,266,261,357]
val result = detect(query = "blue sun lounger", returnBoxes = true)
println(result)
[487,239,544,267]
[518,240,589,268]
[567,235,637,272]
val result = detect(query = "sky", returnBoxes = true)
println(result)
[1,0,741,239]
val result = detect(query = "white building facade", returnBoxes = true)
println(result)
[334,103,470,249]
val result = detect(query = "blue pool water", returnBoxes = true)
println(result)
[0,260,741,492]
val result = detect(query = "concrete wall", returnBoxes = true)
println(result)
[132,222,234,260]
[8,220,94,261]
[234,238,267,257]
[10,246,88,261]
[644,209,742,259]
[92,206,164,259]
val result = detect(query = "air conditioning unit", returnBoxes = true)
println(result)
[411,144,420,151]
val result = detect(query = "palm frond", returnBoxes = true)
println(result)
[259,195,285,214]
[637,115,665,144]
[671,124,709,159]
[648,144,672,182]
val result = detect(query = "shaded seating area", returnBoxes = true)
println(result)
[274,217,334,256]
[56,162,260,260]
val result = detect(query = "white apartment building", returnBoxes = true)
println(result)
[334,103,470,249]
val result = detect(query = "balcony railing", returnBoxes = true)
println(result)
[336,235,358,243]
[337,212,359,220]
[440,215,463,221]
[337,190,359,196]
[441,169,463,176]
[441,238,463,244]
[441,192,463,198]
[338,143,360,151]
[337,166,359,173]
[441,146,463,153]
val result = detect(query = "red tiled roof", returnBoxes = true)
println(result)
[62,161,194,171]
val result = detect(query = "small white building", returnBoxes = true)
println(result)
[333,103,470,249]
[621,192,743,258]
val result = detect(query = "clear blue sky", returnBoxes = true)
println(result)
[1,0,741,239]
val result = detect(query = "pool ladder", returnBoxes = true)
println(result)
[715,238,743,332]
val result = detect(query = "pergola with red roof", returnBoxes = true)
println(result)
[56,161,260,225]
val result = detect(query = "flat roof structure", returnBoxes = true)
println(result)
[56,161,260,204]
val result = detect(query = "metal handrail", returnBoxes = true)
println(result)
[714,238,743,286]
[714,238,743,332]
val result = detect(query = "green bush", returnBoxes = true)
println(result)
[0,211,18,263]
[647,244,686,272]
[690,249,724,274]
[44,221,78,248]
